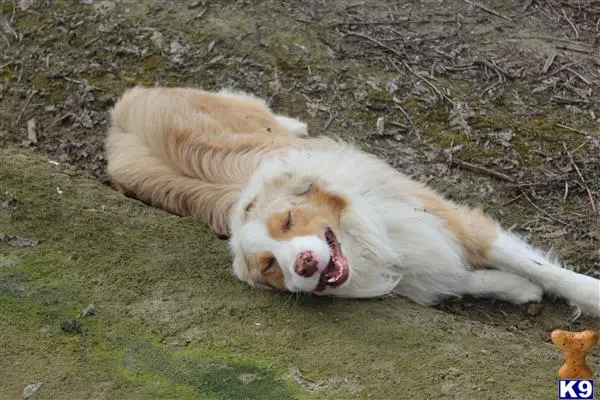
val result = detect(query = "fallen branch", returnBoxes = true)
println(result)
[451,159,515,183]
[464,0,512,21]
[14,89,37,127]
[556,123,591,136]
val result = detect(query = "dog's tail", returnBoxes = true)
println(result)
[486,229,600,318]
[105,127,240,236]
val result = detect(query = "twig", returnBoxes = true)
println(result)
[502,194,523,207]
[521,192,571,226]
[563,143,596,212]
[392,98,421,138]
[451,159,515,183]
[542,51,557,74]
[546,61,575,77]
[343,30,406,59]
[556,45,592,54]
[474,59,508,81]
[556,123,591,135]
[507,181,558,188]
[14,89,37,127]
[390,59,449,102]
[571,141,588,154]
[342,30,450,102]
[464,0,512,21]
[528,36,592,46]
[323,110,337,131]
[63,77,81,84]
[83,37,100,48]
[563,182,569,203]
[519,0,534,14]
[562,9,579,39]
[565,68,591,85]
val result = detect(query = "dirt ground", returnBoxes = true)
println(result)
[1,0,600,399]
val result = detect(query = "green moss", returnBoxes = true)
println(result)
[31,73,49,86]
[0,147,570,399]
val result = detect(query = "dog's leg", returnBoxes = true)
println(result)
[106,130,239,237]
[274,115,309,137]
[481,229,600,317]
[417,191,600,317]
[458,270,543,304]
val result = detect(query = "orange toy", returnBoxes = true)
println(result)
[551,329,599,379]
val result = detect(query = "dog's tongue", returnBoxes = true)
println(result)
[312,246,347,292]
[325,251,347,285]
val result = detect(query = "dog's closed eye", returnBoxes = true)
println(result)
[283,210,293,232]
[262,256,277,273]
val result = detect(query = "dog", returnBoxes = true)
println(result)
[105,86,600,318]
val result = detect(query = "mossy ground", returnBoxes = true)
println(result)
[1,0,599,398]
[1,147,585,399]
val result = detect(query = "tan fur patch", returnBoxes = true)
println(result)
[248,251,287,291]
[416,190,498,263]
[267,186,347,241]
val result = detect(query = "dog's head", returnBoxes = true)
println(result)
[229,168,351,295]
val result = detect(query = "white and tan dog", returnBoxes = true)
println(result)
[106,86,600,318]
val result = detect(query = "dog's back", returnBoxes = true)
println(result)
[105,86,334,235]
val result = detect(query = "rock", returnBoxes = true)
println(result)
[2,195,18,210]
[60,319,86,334]
[0,234,40,247]
[80,304,97,317]
[23,382,42,398]
[527,303,543,317]
[448,101,475,133]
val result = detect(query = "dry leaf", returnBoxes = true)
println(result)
[27,118,37,144]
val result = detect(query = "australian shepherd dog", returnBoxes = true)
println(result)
[105,86,600,318]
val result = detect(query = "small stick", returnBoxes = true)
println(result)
[390,59,448,102]
[556,45,592,54]
[14,89,37,127]
[520,0,534,14]
[571,141,588,154]
[342,31,449,102]
[343,30,406,59]
[556,123,591,136]
[565,68,591,85]
[542,51,557,74]
[563,143,596,212]
[502,194,523,207]
[451,159,515,183]
[392,97,420,138]
[323,110,337,131]
[464,0,512,21]
[562,9,579,39]
[521,192,571,226]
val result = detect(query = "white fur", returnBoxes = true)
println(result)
[230,145,600,318]
[230,220,332,292]
[274,115,309,137]
[486,231,600,317]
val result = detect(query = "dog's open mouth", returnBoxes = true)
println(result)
[314,228,349,292]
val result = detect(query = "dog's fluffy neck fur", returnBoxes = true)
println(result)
[233,145,464,302]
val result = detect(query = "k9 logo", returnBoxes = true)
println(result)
[558,380,594,400]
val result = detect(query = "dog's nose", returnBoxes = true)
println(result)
[295,251,318,277]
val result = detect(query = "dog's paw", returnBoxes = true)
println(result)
[275,115,309,137]
[507,282,544,305]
